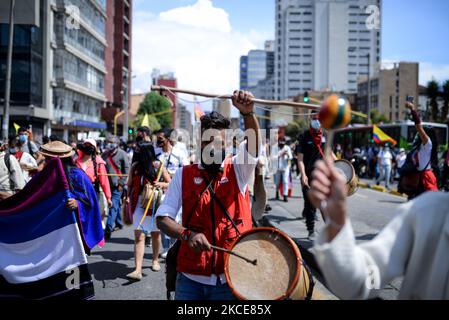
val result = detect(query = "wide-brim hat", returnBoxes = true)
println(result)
[40,141,75,158]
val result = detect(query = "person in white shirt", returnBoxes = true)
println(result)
[8,136,37,184]
[0,143,25,200]
[155,128,190,257]
[375,144,393,189]
[395,148,407,178]
[155,90,260,300]
[274,138,293,202]
[308,159,449,300]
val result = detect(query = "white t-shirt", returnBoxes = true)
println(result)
[396,154,406,169]
[18,152,38,183]
[416,139,432,171]
[378,149,393,166]
[155,141,258,286]
[158,147,190,176]
[276,145,293,171]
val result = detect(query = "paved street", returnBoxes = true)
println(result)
[88,175,407,300]
[263,176,407,300]
[88,229,167,300]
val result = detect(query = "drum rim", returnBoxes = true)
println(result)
[224,227,303,300]
[334,159,355,180]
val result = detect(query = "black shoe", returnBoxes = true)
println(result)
[265,204,272,212]
[283,196,288,203]
[308,231,316,241]
[104,230,111,242]
[275,192,280,201]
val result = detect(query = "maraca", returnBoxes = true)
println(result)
[318,94,352,130]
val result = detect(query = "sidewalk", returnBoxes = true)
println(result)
[358,177,405,197]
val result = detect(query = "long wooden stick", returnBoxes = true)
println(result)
[151,85,321,111]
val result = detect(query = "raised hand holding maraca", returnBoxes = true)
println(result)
[308,159,348,241]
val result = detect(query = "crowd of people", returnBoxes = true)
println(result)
[1,91,448,300]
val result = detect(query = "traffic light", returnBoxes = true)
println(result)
[303,91,309,103]
[128,127,134,135]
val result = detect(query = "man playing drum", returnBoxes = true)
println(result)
[156,90,260,300]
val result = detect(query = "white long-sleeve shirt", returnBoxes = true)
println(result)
[314,192,449,300]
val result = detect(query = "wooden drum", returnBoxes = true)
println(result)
[224,227,314,300]
[334,159,359,196]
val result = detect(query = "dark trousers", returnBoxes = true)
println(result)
[105,188,123,233]
[302,173,317,232]
[443,164,449,190]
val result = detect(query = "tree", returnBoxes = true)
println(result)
[427,80,440,122]
[285,119,307,140]
[369,109,390,124]
[137,92,173,128]
[442,80,449,123]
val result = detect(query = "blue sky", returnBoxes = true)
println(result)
[132,0,449,96]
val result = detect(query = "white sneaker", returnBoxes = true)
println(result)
[161,252,168,259]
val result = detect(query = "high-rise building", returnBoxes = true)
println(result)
[275,0,381,100]
[0,0,51,142]
[176,104,192,132]
[357,62,419,122]
[239,56,248,90]
[1,0,132,142]
[240,41,275,129]
[103,0,132,135]
[212,99,231,118]
[52,0,110,141]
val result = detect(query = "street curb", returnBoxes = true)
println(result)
[358,181,406,198]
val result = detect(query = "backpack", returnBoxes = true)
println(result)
[2,152,15,192]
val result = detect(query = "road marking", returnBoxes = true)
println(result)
[354,193,367,199]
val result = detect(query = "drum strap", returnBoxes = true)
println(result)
[207,183,241,236]
[301,259,315,300]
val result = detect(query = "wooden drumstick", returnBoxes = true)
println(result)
[210,245,258,266]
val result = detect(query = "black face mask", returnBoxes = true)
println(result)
[157,139,165,147]
[78,143,96,156]
[279,143,285,149]
[201,148,226,173]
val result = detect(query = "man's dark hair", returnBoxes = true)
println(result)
[156,128,173,138]
[137,126,151,136]
[50,135,61,142]
[18,127,28,134]
[200,111,230,133]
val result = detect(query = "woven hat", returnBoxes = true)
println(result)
[40,141,75,159]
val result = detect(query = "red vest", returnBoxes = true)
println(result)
[177,158,252,276]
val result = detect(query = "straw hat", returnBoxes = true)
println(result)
[39,141,75,158]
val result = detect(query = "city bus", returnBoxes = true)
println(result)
[334,121,449,151]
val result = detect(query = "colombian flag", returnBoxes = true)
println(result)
[194,102,205,121]
[373,125,397,146]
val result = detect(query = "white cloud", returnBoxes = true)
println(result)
[132,0,265,101]
[419,63,449,85]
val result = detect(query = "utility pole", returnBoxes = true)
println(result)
[366,52,371,125]
[2,0,15,140]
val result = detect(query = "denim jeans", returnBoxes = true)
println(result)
[175,273,236,300]
[105,188,123,233]
[376,164,391,188]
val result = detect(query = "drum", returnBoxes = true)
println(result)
[334,159,358,196]
[224,227,314,300]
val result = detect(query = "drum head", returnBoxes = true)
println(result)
[225,228,301,300]
[334,160,354,183]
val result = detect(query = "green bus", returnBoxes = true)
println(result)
[334,121,448,151]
